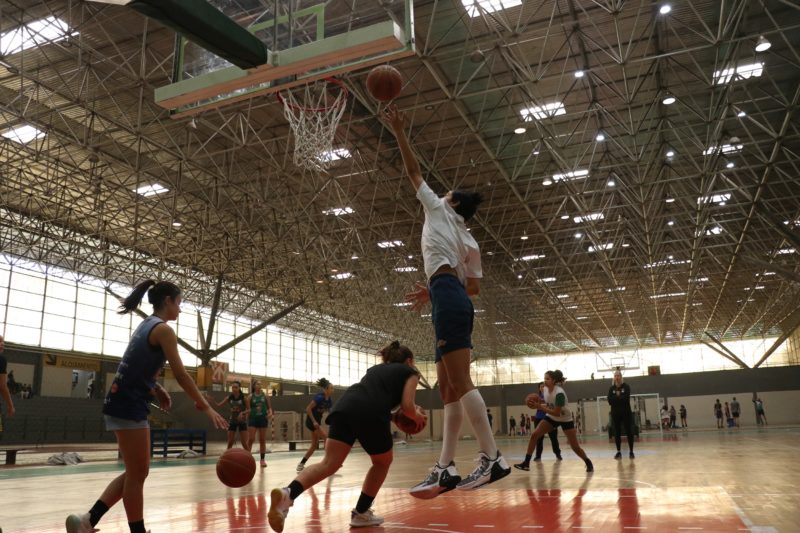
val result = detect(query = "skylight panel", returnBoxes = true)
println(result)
[776,248,796,255]
[552,169,589,183]
[1,124,46,144]
[520,102,566,121]
[462,0,523,17]
[557,294,569,299]
[689,276,709,283]
[517,254,545,262]
[394,302,412,307]
[0,16,76,56]
[588,243,614,253]
[643,258,691,269]
[574,213,604,224]
[539,277,556,283]
[135,183,169,197]
[318,148,351,162]
[322,207,354,216]
[697,193,731,205]
[605,286,626,292]
[377,240,404,248]
[331,272,352,280]
[650,292,687,300]
[702,143,743,156]
[394,266,418,272]
[713,62,764,85]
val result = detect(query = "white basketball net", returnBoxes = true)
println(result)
[279,79,348,171]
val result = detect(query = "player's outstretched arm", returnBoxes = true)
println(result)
[384,105,424,190]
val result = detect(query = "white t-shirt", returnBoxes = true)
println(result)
[542,384,572,423]
[416,182,482,283]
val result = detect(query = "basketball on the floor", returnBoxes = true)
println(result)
[394,407,425,435]
[366,65,403,102]
[525,393,540,409]
[216,448,256,488]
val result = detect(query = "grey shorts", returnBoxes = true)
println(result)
[104,415,149,431]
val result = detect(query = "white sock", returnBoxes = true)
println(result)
[459,389,498,458]
[438,401,463,466]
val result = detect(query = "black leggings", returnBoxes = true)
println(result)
[534,417,561,458]
[611,411,634,452]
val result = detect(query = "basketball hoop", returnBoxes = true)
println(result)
[277,78,348,171]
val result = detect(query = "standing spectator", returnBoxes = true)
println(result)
[607,370,635,459]
[519,414,525,436]
[525,414,531,436]
[730,397,741,428]
[724,402,732,428]
[669,405,677,429]
[486,409,493,434]
[0,334,16,421]
[660,404,670,430]
[679,405,687,428]
[88,380,96,399]
[509,415,516,437]
[7,369,17,395]
[271,388,278,397]
[754,398,767,426]
[714,399,723,429]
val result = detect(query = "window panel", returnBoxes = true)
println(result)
[75,319,102,338]
[76,303,104,323]
[41,331,75,350]
[46,279,76,301]
[8,289,43,310]
[45,297,75,317]
[76,285,105,306]
[103,339,128,357]
[43,313,74,334]
[5,323,40,345]
[7,306,42,327]
[11,271,45,293]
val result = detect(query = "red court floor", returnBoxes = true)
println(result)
[2,429,795,532]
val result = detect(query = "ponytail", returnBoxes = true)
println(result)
[316,377,331,389]
[545,369,566,384]
[379,340,414,364]
[118,279,182,314]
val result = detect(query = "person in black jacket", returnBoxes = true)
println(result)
[607,369,635,459]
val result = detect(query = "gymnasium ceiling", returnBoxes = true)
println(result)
[1,0,799,361]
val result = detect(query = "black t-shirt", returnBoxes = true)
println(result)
[0,354,7,374]
[608,383,632,414]
[330,363,418,422]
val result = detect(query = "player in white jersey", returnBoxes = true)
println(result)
[514,370,593,472]
[384,105,510,497]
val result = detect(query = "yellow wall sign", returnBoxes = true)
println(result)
[44,354,101,372]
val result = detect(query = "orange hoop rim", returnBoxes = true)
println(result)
[276,77,348,113]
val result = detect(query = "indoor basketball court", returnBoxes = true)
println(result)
[1,1,799,532]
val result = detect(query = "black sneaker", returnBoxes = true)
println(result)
[513,462,530,471]
[629,452,635,459]
[409,461,461,499]
[585,459,594,472]
[556,453,563,461]
[614,451,622,460]
[457,451,511,490]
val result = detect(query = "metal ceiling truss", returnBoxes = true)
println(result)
[0,0,799,364]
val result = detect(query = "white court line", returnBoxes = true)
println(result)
[429,524,449,527]
[678,528,703,530]
[474,526,494,528]
[522,527,544,529]
[624,527,647,530]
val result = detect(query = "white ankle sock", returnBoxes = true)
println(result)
[459,389,498,458]
[438,401,464,465]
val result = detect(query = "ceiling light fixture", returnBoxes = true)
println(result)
[726,161,735,169]
[520,234,529,240]
[595,132,605,142]
[659,4,672,14]
[737,110,746,118]
[575,70,585,78]
[607,179,616,187]
[662,94,676,105]
[755,35,771,52]
[666,150,675,158]
[514,127,526,134]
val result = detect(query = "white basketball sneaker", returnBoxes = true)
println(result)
[409,461,461,499]
[268,487,293,532]
[350,508,384,528]
[456,451,511,490]
[65,513,96,533]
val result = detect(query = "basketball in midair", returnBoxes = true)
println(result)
[216,447,256,488]
[366,65,403,102]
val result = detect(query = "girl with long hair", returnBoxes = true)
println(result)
[296,377,334,472]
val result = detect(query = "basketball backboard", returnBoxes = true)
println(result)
[155,0,414,117]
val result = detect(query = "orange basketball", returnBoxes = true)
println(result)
[216,448,256,488]
[394,407,425,435]
[366,65,403,102]
[526,393,540,409]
